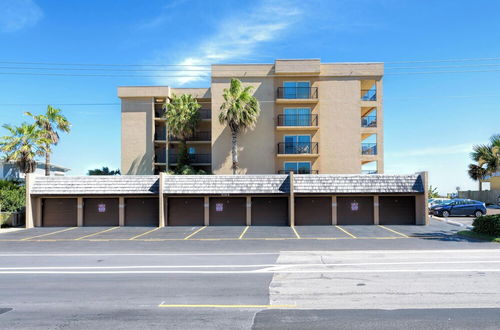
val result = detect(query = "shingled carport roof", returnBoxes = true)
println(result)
[163,175,290,194]
[31,176,160,195]
[294,174,424,194]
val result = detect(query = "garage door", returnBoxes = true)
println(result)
[42,198,77,227]
[125,198,159,226]
[295,197,331,225]
[83,198,119,226]
[168,197,204,226]
[209,197,246,226]
[379,196,416,225]
[251,197,288,226]
[337,196,374,225]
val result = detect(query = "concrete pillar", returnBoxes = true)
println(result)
[119,197,125,226]
[159,172,165,227]
[415,171,429,225]
[204,196,209,226]
[289,172,295,226]
[77,197,84,227]
[246,196,252,226]
[24,173,34,228]
[331,196,337,225]
[373,195,380,225]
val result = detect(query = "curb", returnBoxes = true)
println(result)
[431,216,473,230]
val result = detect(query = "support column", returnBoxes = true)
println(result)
[24,173,34,228]
[246,196,252,226]
[119,197,125,227]
[331,196,337,225]
[159,172,165,227]
[34,198,42,227]
[289,172,295,226]
[77,197,84,227]
[415,171,429,225]
[374,195,379,225]
[204,196,209,226]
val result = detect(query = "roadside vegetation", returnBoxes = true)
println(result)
[219,78,261,174]
[0,105,71,176]
[0,180,25,228]
[468,134,500,191]
[428,185,440,198]
[87,167,121,175]
[458,214,500,242]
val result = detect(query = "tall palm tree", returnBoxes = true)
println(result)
[163,94,201,169]
[0,123,50,174]
[26,105,71,176]
[219,78,261,174]
[468,163,487,191]
[471,134,500,175]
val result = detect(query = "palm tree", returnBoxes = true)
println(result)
[163,94,201,169]
[0,123,50,174]
[218,78,261,174]
[26,105,71,176]
[468,163,487,191]
[471,134,500,174]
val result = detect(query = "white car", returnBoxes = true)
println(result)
[428,198,450,209]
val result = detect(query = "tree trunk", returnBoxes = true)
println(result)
[45,152,50,176]
[231,130,238,175]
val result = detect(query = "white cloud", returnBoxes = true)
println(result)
[0,0,43,33]
[148,0,302,85]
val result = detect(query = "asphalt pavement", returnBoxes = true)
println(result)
[0,219,499,329]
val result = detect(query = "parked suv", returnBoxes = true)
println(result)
[430,199,486,217]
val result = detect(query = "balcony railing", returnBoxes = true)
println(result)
[169,131,211,142]
[277,87,318,99]
[154,152,166,163]
[199,109,211,120]
[362,170,377,174]
[361,89,377,101]
[361,143,377,155]
[277,142,319,155]
[169,153,211,164]
[361,116,377,127]
[277,114,318,127]
[154,128,167,141]
[278,169,319,174]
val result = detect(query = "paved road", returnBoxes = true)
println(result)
[0,221,499,329]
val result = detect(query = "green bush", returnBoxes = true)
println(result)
[0,180,25,213]
[472,215,500,237]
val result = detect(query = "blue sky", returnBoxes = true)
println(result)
[0,0,499,194]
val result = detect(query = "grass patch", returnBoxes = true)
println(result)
[457,230,500,243]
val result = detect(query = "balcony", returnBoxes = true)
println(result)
[277,114,318,127]
[276,87,318,103]
[361,143,377,155]
[169,131,211,142]
[361,89,377,101]
[199,109,211,120]
[278,169,319,174]
[361,116,377,128]
[277,142,319,155]
[362,170,377,174]
[169,153,211,165]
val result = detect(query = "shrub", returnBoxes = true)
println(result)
[0,180,25,213]
[472,215,500,237]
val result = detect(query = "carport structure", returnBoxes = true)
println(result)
[25,172,428,228]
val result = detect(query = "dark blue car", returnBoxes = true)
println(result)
[430,199,486,217]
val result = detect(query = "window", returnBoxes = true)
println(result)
[283,108,311,126]
[284,135,311,154]
[188,147,196,154]
[283,81,310,99]
[284,162,311,174]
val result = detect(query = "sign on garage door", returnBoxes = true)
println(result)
[337,196,374,225]
[83,198,119,226]
[209,197,246,226]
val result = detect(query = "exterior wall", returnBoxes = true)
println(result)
[121,98,154,174]
[211,77,276,174]
[459,189,500,205]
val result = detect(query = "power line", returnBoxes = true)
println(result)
[0,61,211,67]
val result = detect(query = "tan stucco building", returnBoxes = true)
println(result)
[118,59,383,175]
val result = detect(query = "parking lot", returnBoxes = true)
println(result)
[0,220,460,242]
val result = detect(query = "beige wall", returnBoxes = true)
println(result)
[121,98,154,174]
[211,77,276,174]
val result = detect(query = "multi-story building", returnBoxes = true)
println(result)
[118,59,383,175]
